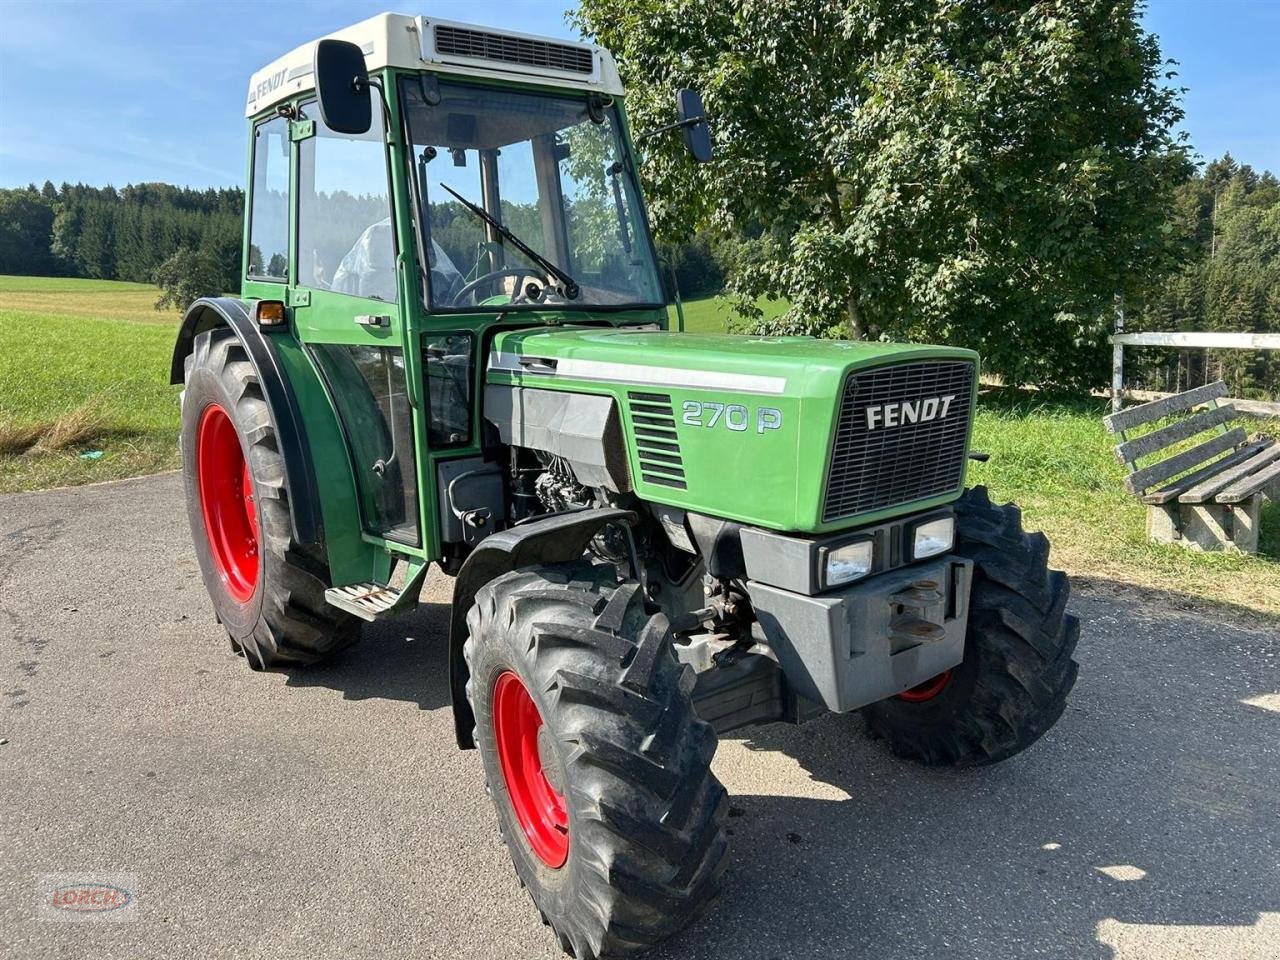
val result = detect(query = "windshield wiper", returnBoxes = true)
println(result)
[438,183,580,300]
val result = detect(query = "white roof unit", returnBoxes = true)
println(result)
[245,12,622,118]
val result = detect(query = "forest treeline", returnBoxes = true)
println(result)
[1139,155,1280,398]
[0,180,241,292]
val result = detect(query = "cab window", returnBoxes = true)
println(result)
[247,115,290,281]
[297,92,397,302]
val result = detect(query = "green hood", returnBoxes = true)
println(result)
[488,328,979,533]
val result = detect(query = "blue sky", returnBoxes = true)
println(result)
[0,1,1276,190]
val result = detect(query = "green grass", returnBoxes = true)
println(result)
[2,278,1276,619]
[0,276,182,492]
[674,294,790,334]
[968,388,1280,619]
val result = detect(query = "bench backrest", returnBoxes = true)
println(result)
[1102,381,1248,495]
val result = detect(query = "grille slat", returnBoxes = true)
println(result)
[628,392,686,491]
[822,361,974,522]
[434,25,595,75]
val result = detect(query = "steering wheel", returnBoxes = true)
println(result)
[450,268,547,307]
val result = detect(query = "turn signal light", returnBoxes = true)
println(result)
[255,300,287,327]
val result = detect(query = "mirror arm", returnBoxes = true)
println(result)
[354,77,392,137]
[634,115,706,144]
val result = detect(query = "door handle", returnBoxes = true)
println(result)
[355,314,391,328]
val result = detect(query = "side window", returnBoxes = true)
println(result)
[298,94,397,302]
[424,333,474,448]
[247,115,290,281]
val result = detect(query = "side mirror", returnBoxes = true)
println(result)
[677,89,712,163]
[314,39,371,135]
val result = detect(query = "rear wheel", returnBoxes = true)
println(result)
[464,561,728,959]
[863,486,1080,765]
[181,327,360,668]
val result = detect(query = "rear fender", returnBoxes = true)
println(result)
[448,508,637,748]
[171,297,321,546]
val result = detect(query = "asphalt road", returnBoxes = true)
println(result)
[2,473,1278,960]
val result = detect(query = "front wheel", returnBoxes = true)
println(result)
[464,561,728,960]
[863,486,1080,765]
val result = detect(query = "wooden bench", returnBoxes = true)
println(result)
[1103,381,1280,553]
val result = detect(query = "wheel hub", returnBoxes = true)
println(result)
[897,669,953,703]
[492,671,569,868]
[196,404,259,603]
[536,724,566,795]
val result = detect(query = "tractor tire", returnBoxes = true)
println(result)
[863,486,1079,765]
[464,560,728,960]
[181,326,360,669]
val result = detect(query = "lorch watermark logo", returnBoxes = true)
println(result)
[37,874,138,922]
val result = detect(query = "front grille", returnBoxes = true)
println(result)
[627,392,686,490]
[434,25,595,75]
[823,360,975,522]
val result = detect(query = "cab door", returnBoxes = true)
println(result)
[288,92,421,549]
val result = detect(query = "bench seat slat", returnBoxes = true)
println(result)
[1103,381,1228,434]
[1123,427,1247,495]
[1142,440,1270,504]
[1113,404,1237,465]
[1216,453,1280,504]
[1178,441,1280,504]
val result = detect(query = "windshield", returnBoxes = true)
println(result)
[401,77,663,311]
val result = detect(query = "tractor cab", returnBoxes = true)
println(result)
[225,14,694,592]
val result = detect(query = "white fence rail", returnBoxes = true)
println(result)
[1109,330,1280,416]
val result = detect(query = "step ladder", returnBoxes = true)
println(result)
[325,583,404,621]
[324,559,428,622]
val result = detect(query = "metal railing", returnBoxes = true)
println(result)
[1109,330,1280,416]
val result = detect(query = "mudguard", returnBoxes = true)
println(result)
[170,297,322,546]
[449,507,637,748]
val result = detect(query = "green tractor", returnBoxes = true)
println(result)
[173,13,1079,958]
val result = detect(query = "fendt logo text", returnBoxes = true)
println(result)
[247,68,287,108]
[864,394,956,431]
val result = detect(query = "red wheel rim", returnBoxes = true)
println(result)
[897,669,953,703]
[196,404,259,603]
[492,671,569,868]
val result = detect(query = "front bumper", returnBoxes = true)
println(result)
[748,555,973,713]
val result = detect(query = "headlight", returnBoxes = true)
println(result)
[822,539,874,587]
[912,516,955,560]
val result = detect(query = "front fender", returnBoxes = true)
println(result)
[171,298,322,546]
[448,508,637,748]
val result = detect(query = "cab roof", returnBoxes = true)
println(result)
[245,12,623,119]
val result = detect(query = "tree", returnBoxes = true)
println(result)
[576,0,1193,390]
[153,246,229,313]
[0,188,61,276]
[1139,156,1280,399]
[38,182,243,285]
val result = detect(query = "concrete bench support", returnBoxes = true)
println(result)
[1147,496,1264,554]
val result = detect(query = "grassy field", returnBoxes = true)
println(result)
[675,294,789,333]
[0,284,773,494]
[0,275,183,492]
[2,277,1276,619]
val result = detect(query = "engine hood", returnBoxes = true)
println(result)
[486,327,980,533]
[489,328,976,401]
